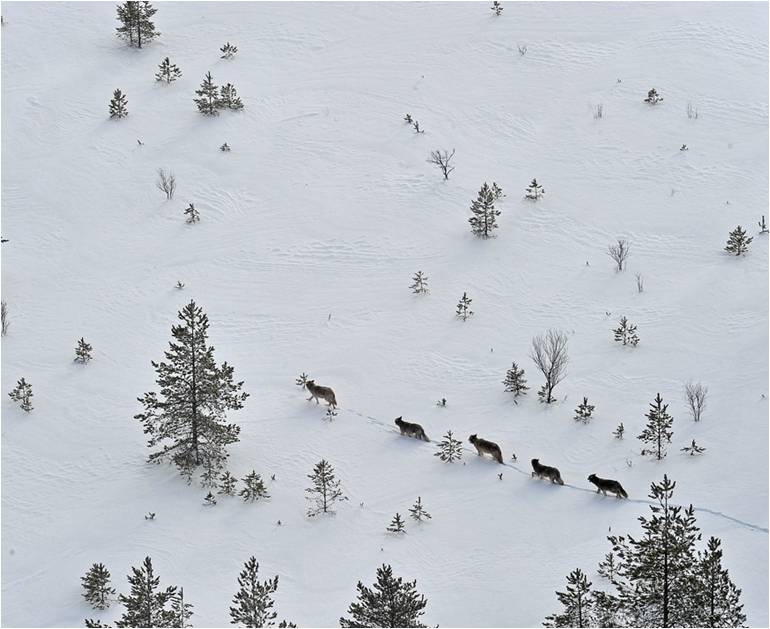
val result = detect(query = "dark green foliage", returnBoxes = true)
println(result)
[681,439,706,456]
[170,588,194,627]
[503,362,529,399]
[612,422,625,439]
[229,556,279,627]
[115,2,159,48]
[410,271,429,295]
[194,71,221,115]
[644,88,663,104]
[9,377,33,412]
[387,513,406,534]
[574,397,595,423]
[543,568,596,628]
[220,42,238,59]
[85,620,111,628]
[219,470,238,496]
[638,393,673,460]
[455,292,473,321]
[724,226,752,256]
[597,552,618,583]
[434,430,463,462]
[339,564,428,628]
[220,83,244,110]
[408,497,431,522]
[468,183,500,238]
[614,316,639,346]
[75,337,93,363]
[694,537,746,627]
[525,178,545,200]
[156,57,182,83]
[109,89,128,119]
[81,563,116,610]
[115,557,177,628]
[239,471,270,502]
[306,459,346,516]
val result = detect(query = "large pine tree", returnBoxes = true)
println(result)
[468,183,500,238]
[637,393,673,460]
[115,1,159,48]
[229,557,279,627]
[135,300,248,484]
[115,557,177,628]
[694,537,746,627]
[81,563,116,610]
[339,564,428,628]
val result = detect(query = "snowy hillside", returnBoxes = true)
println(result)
[2,2,768,626]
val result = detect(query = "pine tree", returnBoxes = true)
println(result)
[8,377,33,412]
[220,42,238,59]
[219,470,238,496]
[644,88,663,104]
[613,316,639,346]
[758,215,768,234]
[84,619,111,628]
[340,564,428,628]
[305,459,346,516]
[456,292,473,321]
[694,537,746,627]
[229,556,279,628]
[491,181,505,200]
[573,397,595,423]
[170,587,194,628]
[410,271,429,295]
[81,563,116,610]
[387,513,406,534]
[115,557,177,628]
[408,497,431,522]
[468,183,500,238]
[204,491,217,506]
[724,226,752,256]
[491,1,503,16]
[543,568,596,628]
[681,439,706,456]
[502,362,529,399]
[612,422,625,439]
[155,57,182,83]
[295,372,309,388]
[525,178,545,200]
[638,393,674,460]
[434,430,463,462]
[109,89,128,119]
[134,300,247,484]
[75,337,93,363]
[239,471,270,502]
[404,113,413,124]
[115,2,159,48]
[184,203,200,224]
[597,551,618,583]
[194,71,221,115]
[220,83,244,110]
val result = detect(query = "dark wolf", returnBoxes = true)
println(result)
[469,434,503,464]
[394,417,429,442]
[305,380,337,408]
[531,458,564,485]
[588,474,627,498]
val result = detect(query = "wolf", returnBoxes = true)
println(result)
[588,474,628,498]
[394,417,429,442]
[305,380,337,408]
[531,459,564,485]
[468,434,503,464]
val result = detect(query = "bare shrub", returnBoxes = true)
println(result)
[1,300,8,336]
[684,382,708,421]
[635,272,644,293]
[156,168,176,199]
[687,102,699,120]
[593,103,604,120]
[517,44,527,56]
[427,149,455,180]
[607,239,631,272]
[529,329,569,403]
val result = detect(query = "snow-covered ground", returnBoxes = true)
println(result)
[2,2,768,626]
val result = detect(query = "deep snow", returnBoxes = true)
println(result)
[1,2,768,627]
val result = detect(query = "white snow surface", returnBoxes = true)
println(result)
[1,2,768,627]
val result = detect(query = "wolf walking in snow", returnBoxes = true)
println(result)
[531,459,564,485]
[395,417,429,441]
[305,380,337,408]
[469,434,504,464]
[588,474,627,498]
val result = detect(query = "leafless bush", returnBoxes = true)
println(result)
[635,272,644,293]
[687,102,699,120]
[607,239,631,272]
[156,168,176,199]
[1,300,8,336]
[427,149,455,180]
[529,328,569,403]
[684,382,708,421]
[593,103,604,120]
[517,44,527,56]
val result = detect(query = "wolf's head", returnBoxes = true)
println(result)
[531,458,539,467]
[588,473,597,482]
[394,417,403,426]
[306,379,315,386]
[468,434,477,444]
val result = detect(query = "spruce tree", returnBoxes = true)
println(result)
[219,470,238,496]
[115,557,177,628]
[543,568,596,628]
[694,537,746,627]
[455,292,473,321]
[573,397,595,423]
[638,393,673,460]
[491,1,503,16]
[491,181,504,200]
[724,226,752,256]
[184,203,200,224]
[134,300,247,484]
[8,377,33,412]
[115,2,159,48]
[84,619,110,628]
[408,497,431,522]
[220,83,244,110]
[155,57,182,83]
[644,88,663,104]
[81,563,116,610]
[75,337,93,363]
[229,557,279,628]
[597,551,618,583]
[387,513,406,534]
[614,316,639,346]
[410,271,429,295]
[339,564,428,628]
[503,362,529,399]
[220,42,238,59]
[305,459,346,516]
[612,422,625,439]
[170,587,194,628]
[109,89,128,119]
[468,183,500,238]
[194,71,221,115]
[681,439,706,456]
[525,178,545,200]
[239,471,270,502]
[434,430,463,462]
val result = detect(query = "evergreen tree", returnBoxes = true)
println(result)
[612,422,625,439]
[502,362,529,399]
[339,564,428,628]
[491,181,505,200]
[694,537,746,627]
[525,178,545,200]
[194,71,221,115]
[491,1,503,16]
[170,587,194,628]
[220,83,244,110]
[75,337,93,363]
[387,513,406,534]
[644,88,663,104]
[155,57,182,83]
[573,397,595,423]
[306,459,347,516]
[134,300,247,484]
[468,183,500,238]
[455,292,473,321]
[434,430,463,462]
[597,552,618,583]
[85,619,111,628]
[724,226,752,256]
[81,563,116,610]
[115,2,159,48]
[543,568,596,628]
[410,271,429,295]
[229,556,279,628]
[8,377,33,412]
[220,42,238,59]
[239,471,270,502]
[681,439,706,456]
[184,203,200,224]
[219,470,238,496]
[614,316,639,346]
[109,89,128,119]
[204,491,217,506]
[408,496,431,522]
[115,557,177,628]
[638,393,673,460]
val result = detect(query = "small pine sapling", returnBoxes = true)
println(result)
[239,471,270,502]
[306,459,347,516]
[408,497,431,522]
[681,439,706,456]
[184,203,199,224]
[434,430,463,462]
[145,512,156,520]
[613,316,639,346]
[75,337,93,363]
[403,113,413,124]
[204,491,217,506]
[612,422,625,439]
[8,377,33,412]
[759,215,768,234]
[219,83,244,110]
[503,362,529,400]
[456,292,473,321]
[469,182,500,238]
[597,552,617,583]
[724,226,752,256]
[436,398,447,407]
[194,71,221,115]
[410,271,429,295]
[427,149,455,180]
[525,178,544,200]
[155,57,182,83]
[491,1,503,16]
[491,181,505,200]
[644,88,663,104]
[295,372,309,388]
[82,563,116,610]
[109,89,128,119]
[387,513,406,534]
[220,142,231,152]
[638,393,673,460]
[324,408,338,422]
[574,396,595,423]
[412,120,424,134]
[218,471,237,496]
[175,281,185,290]
[220,42,238,59]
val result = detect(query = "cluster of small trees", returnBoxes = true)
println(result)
[387,497,432,534]
[194,71,244,115]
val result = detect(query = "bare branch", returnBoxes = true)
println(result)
[427,149,456,180]
[684,381,708,421]
[529,329,569,403]
[607,239,631,272]
[156,168,176,199]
